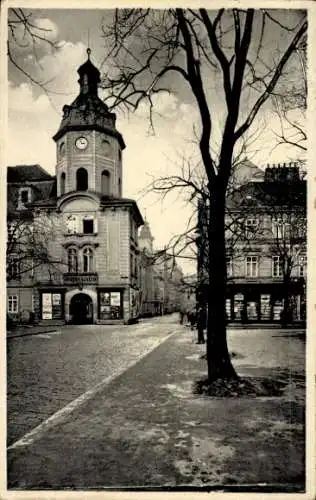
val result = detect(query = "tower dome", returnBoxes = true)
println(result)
[77,48,101,96]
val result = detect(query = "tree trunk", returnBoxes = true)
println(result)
[282,274,292,326]
[206,189,238,381]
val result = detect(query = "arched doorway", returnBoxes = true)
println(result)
[70,293,93,324]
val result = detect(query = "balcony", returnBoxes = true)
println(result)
[63,272,99,285]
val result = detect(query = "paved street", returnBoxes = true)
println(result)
[7,315,306,490]
[7,315,180,447]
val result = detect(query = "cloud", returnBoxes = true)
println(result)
[8,13,59,55]
[9,81,50,113]
[33,18,59,40]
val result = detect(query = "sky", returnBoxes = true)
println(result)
[6,7,307,274]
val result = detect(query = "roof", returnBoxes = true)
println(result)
[100,196,144,226]
[7,164,53,183]
[139,221,153,240]
[231,158,264,185]
[226,180,306,211]
[53,52,125,149]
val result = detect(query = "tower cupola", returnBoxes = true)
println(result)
[77,48,101,96]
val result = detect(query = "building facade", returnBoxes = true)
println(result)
[7,50,144,325]
[197,163,306,323]
[138,222,184,317]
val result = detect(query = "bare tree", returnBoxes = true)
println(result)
[101,9,306,382]
[271,36,307,153]
[7,8,62,96]
[7,210,66,282]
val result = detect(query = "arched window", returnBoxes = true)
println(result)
[101,170,110,195]
[83,247,93,273]
[68,248,78,273]
[60,172,66,195]
[76,168,88,191]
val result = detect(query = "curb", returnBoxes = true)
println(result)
[7,329,59,339]
[8,329,178,450]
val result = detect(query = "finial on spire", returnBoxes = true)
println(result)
[87,47,91,59]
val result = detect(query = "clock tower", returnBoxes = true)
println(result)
[53,49,125,198]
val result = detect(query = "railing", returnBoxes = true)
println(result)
[63,272,99,285]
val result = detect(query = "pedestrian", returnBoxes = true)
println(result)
[179,309,184,324]
[188,308,196,330]
[196,306,206,344]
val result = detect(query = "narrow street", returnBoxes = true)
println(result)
[7,314,181,447]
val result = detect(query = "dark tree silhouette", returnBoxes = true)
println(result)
[100,9,307,382]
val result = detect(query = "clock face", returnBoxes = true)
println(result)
[75,137,88,150]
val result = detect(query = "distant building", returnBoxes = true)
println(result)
[197,162,306,323]
[138,221,184,316]
[139,221,163,316]
[7,50,144,325]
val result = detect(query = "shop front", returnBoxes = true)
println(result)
[98,289,124,321]
[226,280,305,323]
[39,289,65,321]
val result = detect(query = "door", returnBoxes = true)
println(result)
[70,293,93,324]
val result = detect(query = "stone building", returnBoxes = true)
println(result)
[138,221,184,317]
[138,221,163,316]
[7,50,144,325]
[197,163,306,323]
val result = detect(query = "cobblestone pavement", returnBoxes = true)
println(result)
[7,314,180,446]
[7,325,305,490]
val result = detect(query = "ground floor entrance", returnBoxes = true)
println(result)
[35,286,141,324]
[69,293,93,324]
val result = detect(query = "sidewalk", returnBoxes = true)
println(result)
[8,326,305,491]
[7,324,62,339]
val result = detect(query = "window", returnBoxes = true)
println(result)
[7,222,17,242]
[102,140,111,155]
[83,217,94,234]
[18,187,31,208]
[67,248,78,273]
[32,294,35,313]
[21,190,29,204]
[8,257,20,280]
[272,256,282,277]
[271,217,290,239]
[299,254,307,277]
[245,256,258,277]
[83,247,93,273]
[60,172,66,195]
[101,170,110,196]
[59,142,65,156]
[8,295,18,313]
[66,215,78,234]
[226,257,233,277]
[76,168,88,191]
[245,217,258,238]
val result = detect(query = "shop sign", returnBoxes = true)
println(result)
[225,299,231,319]
[52,294,61,306]
[42,312,52,320]
[247,301,258,320]
[111,292,121,306]
[42,293,52,306]
[273,300,284,320]
[260,294,270,303]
